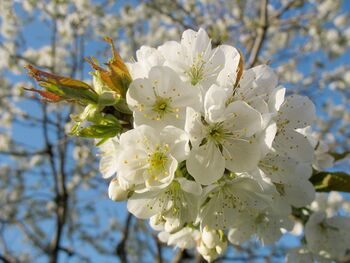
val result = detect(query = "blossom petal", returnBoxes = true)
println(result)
[127,78,156,110]
[177,177,202,196]
[185,107,206,148]
[223,101,262,137]
[217,45,242,88]
[161,126,189,162]
[237,64,278,100]
[181,28,211,55]
[274,129,314,163]
[223,139,261,172]
[187,142,225,185]
[268,86,285,112]
[278,95,316,129]
[127,190,170,219]
[204,84,230,123]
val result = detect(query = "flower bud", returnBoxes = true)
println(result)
[108,178,128,201]
[197,240,211,257]
[197,241,219,262]
[164,217,181,233]
[215,239,227,255]
[150,214,165,231]
[98,91,120,106]
[202,226,220,249]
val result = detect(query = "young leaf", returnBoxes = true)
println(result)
[310,171,350,193]
[25,65,98,104]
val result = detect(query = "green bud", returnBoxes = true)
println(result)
[98,91,120,106]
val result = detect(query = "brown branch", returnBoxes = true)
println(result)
[247,0,269,68]
[154,236,163,263]
[271,0,299,20]
[116,213,133,262]
[172,249,192,263]
[44,11,68,263]
[0,254,16,263]
[144,1,195,30]
[17,222,49,254]
[0,149,49,157]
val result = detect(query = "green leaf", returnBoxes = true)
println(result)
[25,64,98,104]
[310,171,350,193]
[40,82,98,105]
[329,151,350,162]
[76,123,121,139]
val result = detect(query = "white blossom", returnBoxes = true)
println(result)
[305,212,350,261]
[127,66,202,129]
[158,28,225,89]
[116,125,189,192]
[185,86,263,185]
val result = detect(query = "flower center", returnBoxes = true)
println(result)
[207,123,229,145]
[152,96,171,118]
[187,54,206,85]
[148,151,168,172]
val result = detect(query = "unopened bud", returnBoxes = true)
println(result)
[202,226,220,249]
[197,241,219,262]
[108,178,128,201]
[215,239,227,255]
[150,214,165,231]
[98,91,120,106]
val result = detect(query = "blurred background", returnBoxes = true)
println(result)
[0,0,349,262]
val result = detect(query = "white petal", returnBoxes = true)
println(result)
[119,125,159,148]
[274,129,314,163]
[181,28,211,55]
[167,227,197,249]
[185,107,205,148]
[177,177,202,195]
[99,154,118,178]
[158,41,188,73]
[259,122,277,158]
[237,64,278,100]
[117,147,148,185]
[98,139,120,178]
[228,225,254,245]
[268,86,285,112]
[187,142,225,185]
[127,190,170,219]
[127,78,156,110]
[161,126,189,162]
[204,84,230,123]
[148,66,180,95]
[223,101,262,137]
[222,139,261,172]
[278,95,316,129]
[136,46,164,65]
[284,179,315,208]
[217,45,241,88]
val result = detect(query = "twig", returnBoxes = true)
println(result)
[0,254,17,263]
[0,149,49,157]
[172,249,192,263]
[247,0,269,68]
[271,0,298,20]
[116,213,133,262]
[154,236,163,263]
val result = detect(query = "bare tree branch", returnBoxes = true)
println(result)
[247,0,269,68]
[116,212,133,262]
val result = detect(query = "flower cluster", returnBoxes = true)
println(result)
[99,28,327,261]
[286,192,350,262]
